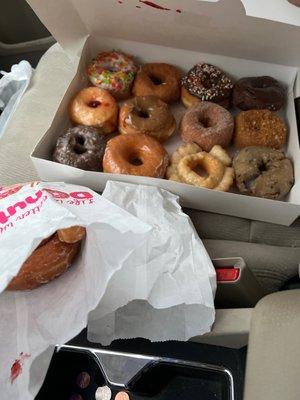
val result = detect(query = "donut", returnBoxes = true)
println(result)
[119,96,176,142]
[7,227,85,290]
[234,110,287,149]
[233,147,294,200]
[53,126,108,171]
[181,63,233,108]
[69,87,118,133]
[87,51,137,100]
[180,102,234,152]
[167,143,234,192]
[233,77,285,111]
[133,63,181,103]
[103,133,169,178]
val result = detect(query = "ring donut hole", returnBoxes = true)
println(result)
[149,74,165,86]
[199,115,214,129]
[243,161,268,189]
[128,152,144,166]
[200,72,214,89]
[133,107,150,119]
[192,162,209,178]
[88,100,101,108]
[71,135,87,155]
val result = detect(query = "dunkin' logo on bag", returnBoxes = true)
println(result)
[0,190,44,224]
[44,188,94,201]
[0,186,94,227]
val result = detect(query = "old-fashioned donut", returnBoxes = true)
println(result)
[87,51,138,100]
[119,96,176,142]
[7,227,86,290]
[103,133,169,178]
[181,63,233,108]
[133,63,181,103]
[69,87,118,134]
[233,146,294,199]
[167,144,234,192]
[181,102,234,152]
[53,126,109,171]
[234,109,287,149]
[233,76,285,111]
[177,152,225,188]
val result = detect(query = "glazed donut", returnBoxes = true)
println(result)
[7,227,86,290]
[133,63,181,103]
[103,133,169,178]
[87,51,137,100]
[69,87,118,134]
[233,76,285,111]
[233,147,294,199]
[234,110,287,149]
[181,102,234,152]
[181,63,233,108]
[53,126,109,171]
[119,96,176,142]
[168,143,234,192]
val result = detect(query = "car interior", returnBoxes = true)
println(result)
[0,1,300,400]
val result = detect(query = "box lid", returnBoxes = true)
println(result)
[27,0,300,66]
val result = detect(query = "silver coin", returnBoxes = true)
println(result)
[95,385,112,400]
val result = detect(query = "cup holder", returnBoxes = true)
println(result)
[36,345,234,400]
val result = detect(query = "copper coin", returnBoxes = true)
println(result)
[76,371,91,389]
[115,391,130,400]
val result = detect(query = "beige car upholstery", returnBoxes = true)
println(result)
[0,43,299,294]
[244,289,300,400]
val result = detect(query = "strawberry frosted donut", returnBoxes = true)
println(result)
[69,87,118,134]
[103,133,169,178]
[87,51,138,100]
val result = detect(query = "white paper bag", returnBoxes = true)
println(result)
[0,181,151,400]
[88,181,216,344]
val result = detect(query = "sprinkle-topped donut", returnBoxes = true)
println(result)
[87,51,138,100]
[181,63,233,108]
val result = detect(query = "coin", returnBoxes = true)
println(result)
[95,385,112,400]
[76,371,91,389]
[115,391,130,400]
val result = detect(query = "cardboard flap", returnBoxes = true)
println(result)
[28,0,300,66]
[242,0,300,27]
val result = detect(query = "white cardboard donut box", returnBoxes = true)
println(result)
[28,0,300,225]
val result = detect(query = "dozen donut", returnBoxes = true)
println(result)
[52,49,294,200]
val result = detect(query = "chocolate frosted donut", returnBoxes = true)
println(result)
[53,126,107,171]
[233,147,294,200]
[181,63,233,108]
[233,76,285,111]
[181,102,234,152]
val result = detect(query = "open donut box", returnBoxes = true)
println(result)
[28,0,300,225]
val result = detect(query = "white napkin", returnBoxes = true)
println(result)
[88,181,216,344]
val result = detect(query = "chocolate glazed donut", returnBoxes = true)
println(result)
[233,76,285,111]
[53,126,109,171]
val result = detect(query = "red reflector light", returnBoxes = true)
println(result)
[216,267,240,282]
